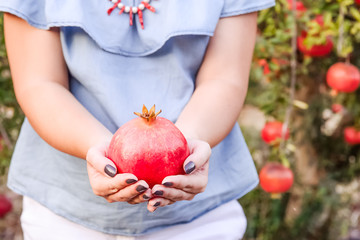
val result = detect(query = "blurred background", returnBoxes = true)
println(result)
[1,0,360,239]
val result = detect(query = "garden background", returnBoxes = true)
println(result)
[1,0,360,239]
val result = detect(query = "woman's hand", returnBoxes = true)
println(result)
[86,141,153,204]
[147,139,211,212]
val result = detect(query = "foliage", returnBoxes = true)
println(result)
[240,0,360,239]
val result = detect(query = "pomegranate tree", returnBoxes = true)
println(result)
[108,105,190,188]
[326,62,360,93]
[259,162,294,197]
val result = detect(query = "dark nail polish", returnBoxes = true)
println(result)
[154,190,163,196]
[104,164,116,177]
[143,195,150,200]
[163,182,173,187]
[185,161,196,174]
[136,185,147,193]
[126,179,137,184]
[154,202,161,207]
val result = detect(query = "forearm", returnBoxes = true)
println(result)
[16,81,112,159]
[176,13,257,147]
[175,79,247,148]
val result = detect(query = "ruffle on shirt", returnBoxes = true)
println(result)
[0,0,224,56]
[0,0,275,56]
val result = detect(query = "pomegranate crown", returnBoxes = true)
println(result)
[134,104,162,122]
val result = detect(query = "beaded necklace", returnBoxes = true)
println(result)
[107,0,156,29]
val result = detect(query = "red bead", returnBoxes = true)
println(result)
[129,10,133,26]
[118,6,125,15]
[138,9,144,29]
[142,2,155,12]
[107,0,121,15]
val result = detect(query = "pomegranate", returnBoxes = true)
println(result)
[108,105,190,188]
[356,0,360,5]
[297,32,333,57]
[344,127,360,145]
[297,15,333,57]
[261,121,290,144]
[326,62,360,93]
[259,162,294,194]
[0,194,12,218]
[331,104,344,113]
[286,0,307,17]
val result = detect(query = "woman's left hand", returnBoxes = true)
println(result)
[147,138,211,212]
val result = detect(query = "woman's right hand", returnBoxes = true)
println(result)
[86,141,152,204]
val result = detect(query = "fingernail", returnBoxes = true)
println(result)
[153,202,161,207]
[163,182,173,187]
[136,185,147,193]
[126,179,137,184]
[154,190,163,196]
[185,161,196,174]
[104,164,116,177]
[143,195,150,200]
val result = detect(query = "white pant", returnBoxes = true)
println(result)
[21,196,247,240]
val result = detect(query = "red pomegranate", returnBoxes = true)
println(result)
[331,104,344,113]
[108,105,190,188]
[259,162,294,194]
[261,121,290,144]
[0,194,12,218]
[326,62,360,93]
[356,0,360,5]
[344,127,360,145]
[287,0,307,16]
[297,32,333,57]
[297,15,333,57]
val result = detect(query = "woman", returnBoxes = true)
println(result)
[1,0,275,239]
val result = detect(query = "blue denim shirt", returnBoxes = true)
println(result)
[1,0,275,236]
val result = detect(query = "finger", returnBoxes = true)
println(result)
[86,143,118,178]
[152,185,195,202]
[106,180,149,203]
[90,170,139,196]
[183,139,211,174]
[147,197,175,212]
[127,188,152,205]
[161,166,208,194]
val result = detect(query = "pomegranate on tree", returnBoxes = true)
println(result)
[297,15,333,57]
[331,104,344,113]
[326,62,360,93]
[261,121,290,144]
[259,162,294,196]
[108,105,190,188]
[286,0,307,17]
[344,127,360,145]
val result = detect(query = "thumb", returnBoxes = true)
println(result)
[183,139,211,174]
[86,142,117,178]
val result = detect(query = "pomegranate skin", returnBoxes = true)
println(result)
[108,116,189,188]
